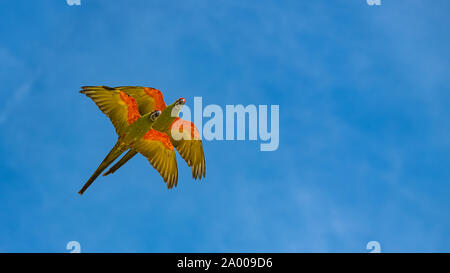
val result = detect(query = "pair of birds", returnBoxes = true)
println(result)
[78,86,205,195]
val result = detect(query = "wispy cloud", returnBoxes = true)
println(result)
[1,0,450,252]
[0,80,33,124]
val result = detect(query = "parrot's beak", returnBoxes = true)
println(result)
[176,98,186,105]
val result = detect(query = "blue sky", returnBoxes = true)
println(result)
[1,0,450,252]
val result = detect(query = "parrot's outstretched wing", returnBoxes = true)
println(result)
[116,86,167,114]
[131,129,178,188]
[80,86,141,134]
[167,118,206,180]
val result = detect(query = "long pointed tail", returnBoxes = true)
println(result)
[103,150,138,176]
[78,144,125,195]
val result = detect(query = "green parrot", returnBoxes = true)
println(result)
[78,86,185,195]
[87,86,206,183]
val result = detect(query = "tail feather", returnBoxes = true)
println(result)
[78,144,125,195]
[103,150,138,176]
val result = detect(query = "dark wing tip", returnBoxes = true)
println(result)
[81,86,96,90]
[81,86,115,90]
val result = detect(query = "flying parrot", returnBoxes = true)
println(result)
[78,87,185,195]
[93,86,206,182]
[78,86,205,195]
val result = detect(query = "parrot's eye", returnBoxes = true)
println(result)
[150,110,161,121]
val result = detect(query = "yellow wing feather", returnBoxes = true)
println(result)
[131,129,178,188]
[168,118,206,179]
[80,86,141,135]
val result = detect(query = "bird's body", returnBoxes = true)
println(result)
[100,86,206,181]
[78,96,162,195]
[78,85,206,195]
